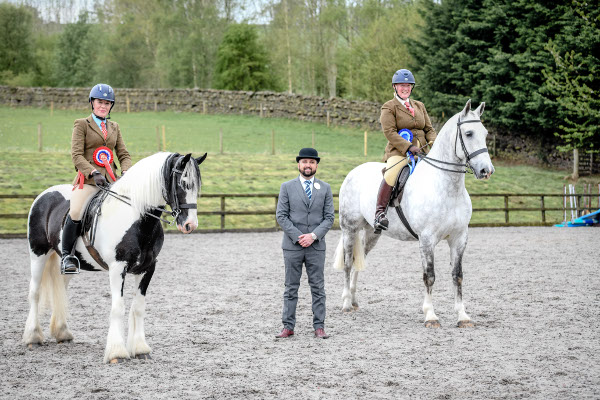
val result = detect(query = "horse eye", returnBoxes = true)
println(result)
[465,130,474,137]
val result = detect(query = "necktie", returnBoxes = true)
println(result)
[304,181,312,200]
[405,101,415,117]
[101,121,108,140]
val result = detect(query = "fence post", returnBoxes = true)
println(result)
[492,134,496,157]
[504,195,509,223]
[540,195,546,223]
[154,100,158,112]
[327,111,330,127]
[260,103,263,118]
[220,128,223,154]
[50,101,54,117]
[203,101,207,114]
[271,129,275,155]
[364,131,368,156]
[220,196,225,230]
[37,123,42,152]
[162,125,166,151]
[156,126,160,151]
[126,93,131,113]
[312,129,315,148]
[275,196,279,228]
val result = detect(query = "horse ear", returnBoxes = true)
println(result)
[180,153,192,165]
[475,102,485,117]
[195,153,207,165]
[461,99,472,118]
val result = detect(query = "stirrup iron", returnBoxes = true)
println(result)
[61,255,80,275]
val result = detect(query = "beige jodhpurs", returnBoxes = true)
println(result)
[383,156,409,186]
[69,184,99,221]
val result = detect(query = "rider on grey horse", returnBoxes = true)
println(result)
[374,69,437,234]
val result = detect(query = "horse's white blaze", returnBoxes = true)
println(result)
[335,100,492,325]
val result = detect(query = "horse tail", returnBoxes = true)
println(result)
[333,236,345,271]
[352,231,366,272]
[39,253,69,337]
[332,231,367,272]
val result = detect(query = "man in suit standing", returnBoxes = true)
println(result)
[275,148,335,339]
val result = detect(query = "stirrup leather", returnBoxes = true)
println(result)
[61,254,80,275]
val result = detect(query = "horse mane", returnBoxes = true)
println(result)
[108,152,173,215]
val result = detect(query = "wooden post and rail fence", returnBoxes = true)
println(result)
[1,192,598,238]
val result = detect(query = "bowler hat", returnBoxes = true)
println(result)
[296,148,320,163]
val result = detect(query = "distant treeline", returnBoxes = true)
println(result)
[1,0,598,160]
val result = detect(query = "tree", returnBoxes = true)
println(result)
[542,3,600,179]
[0,3,34,84]
[53,12,96,87]
[213,23,275,91]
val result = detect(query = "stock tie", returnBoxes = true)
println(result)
[101,121,108,141]
[304,181,312,200]
[405,101,415,117]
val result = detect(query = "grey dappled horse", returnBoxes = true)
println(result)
[333,100,494,327]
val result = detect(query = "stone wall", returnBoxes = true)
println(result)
[0,86,382,131]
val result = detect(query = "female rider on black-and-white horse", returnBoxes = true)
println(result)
[61,83,132,274]
[373,69,437,234]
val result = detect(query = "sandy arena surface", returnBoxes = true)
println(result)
[1,227,599,399]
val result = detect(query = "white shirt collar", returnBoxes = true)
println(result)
[395,93,411,106]
[299,176,314,185]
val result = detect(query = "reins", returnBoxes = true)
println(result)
[404,117,488,175]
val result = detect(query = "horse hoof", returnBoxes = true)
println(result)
[109,358,128,364]
[57,339,72,344]
[425,320,441,328]
[352,304,360,311]
[457,320,474,328]
[342,307,354,313]
[135,354,152,360]
[27,343,41,349]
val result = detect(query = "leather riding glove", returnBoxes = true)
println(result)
[408,145,420,154]
[91,171,108,187]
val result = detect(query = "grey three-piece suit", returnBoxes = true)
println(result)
[276,177,335,330]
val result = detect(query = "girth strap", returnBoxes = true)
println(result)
[394,205,419,239]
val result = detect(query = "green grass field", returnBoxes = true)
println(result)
[1,106,598,234]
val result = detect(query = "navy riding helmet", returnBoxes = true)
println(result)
[89,83,115,114]
[392,69,415,85]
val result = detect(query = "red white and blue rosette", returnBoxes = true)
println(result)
[92,146,117,181]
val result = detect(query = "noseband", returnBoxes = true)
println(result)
[418,117,488,174]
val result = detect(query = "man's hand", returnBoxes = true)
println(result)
[91,171,108,187]
[298,233,315,248]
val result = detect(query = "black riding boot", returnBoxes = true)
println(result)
[61,215,81,274]
[374,179,394,234]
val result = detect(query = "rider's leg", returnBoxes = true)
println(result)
[374,155,408,234]
[61,184,98,274]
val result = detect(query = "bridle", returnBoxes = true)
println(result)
[417,117,488,174]
[98,153,199,225]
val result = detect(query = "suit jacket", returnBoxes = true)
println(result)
[380,97,437,161]
[71,115,132,185]
[276,177,335,251]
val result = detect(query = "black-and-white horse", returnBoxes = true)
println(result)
[23,152,207,363]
